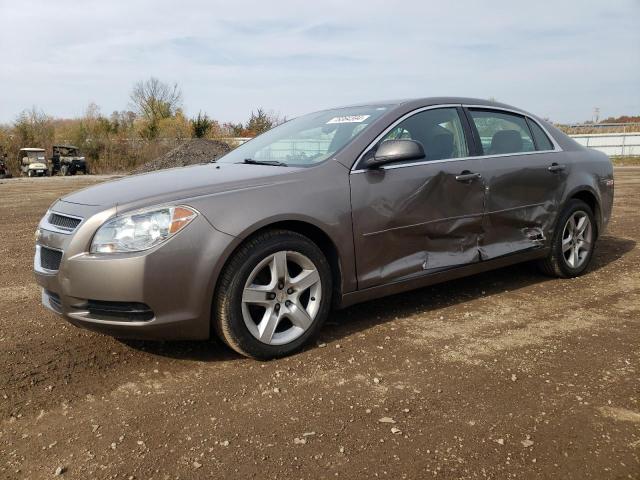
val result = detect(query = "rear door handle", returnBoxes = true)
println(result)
[548,163,566,173]
[455,172,482,182]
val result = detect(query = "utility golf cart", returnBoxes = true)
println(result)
[0,153,12,179]
[51,145,89,176]
[19,148,49,177]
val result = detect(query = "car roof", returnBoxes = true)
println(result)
[340,97,525,112]
[19,148,46,152]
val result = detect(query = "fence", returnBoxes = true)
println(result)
[569,133,640,157]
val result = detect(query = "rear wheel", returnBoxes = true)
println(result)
[213,230,332,359]
[537,199,596,278]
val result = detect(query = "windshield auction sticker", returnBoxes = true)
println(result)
[326,115,371,124]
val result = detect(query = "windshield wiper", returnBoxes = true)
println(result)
[242,158,288,167]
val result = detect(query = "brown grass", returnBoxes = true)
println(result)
[611,156,640,166]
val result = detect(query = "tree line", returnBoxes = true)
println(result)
[0,77,285,174]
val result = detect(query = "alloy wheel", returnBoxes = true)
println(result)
[561,210,593,269]
[241,250,322,345]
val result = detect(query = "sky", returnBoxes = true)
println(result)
[0,0,639,124]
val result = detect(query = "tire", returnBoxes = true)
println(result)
[60,165,69,176]
[213,230,332,359]
[537,199,596,278]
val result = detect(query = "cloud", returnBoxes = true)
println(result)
[0,0,638,123]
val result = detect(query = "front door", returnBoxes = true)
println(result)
[464,108,567,259]
[350,107,486,290]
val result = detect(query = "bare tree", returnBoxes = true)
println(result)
[130,78,183,138]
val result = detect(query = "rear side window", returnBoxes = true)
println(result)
[468,109,535,155]
[527,118,554,151]
[380,107,469,161]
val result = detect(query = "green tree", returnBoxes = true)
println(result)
[244,108,285,136]
[191,111,213,138]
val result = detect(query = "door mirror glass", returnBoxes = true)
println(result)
[363,139,425,169]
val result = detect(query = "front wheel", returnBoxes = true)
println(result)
[213,230,332,359]
[537,199,596,278]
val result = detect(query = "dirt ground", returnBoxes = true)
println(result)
[0,171,638,480]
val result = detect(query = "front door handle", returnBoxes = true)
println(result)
[548,163,566,173]
[455,171,482,182]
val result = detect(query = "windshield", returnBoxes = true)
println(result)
[217,105,391,167]
[26,151,45,161]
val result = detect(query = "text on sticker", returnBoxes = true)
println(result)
[326,115,371,124]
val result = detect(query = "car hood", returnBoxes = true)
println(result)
[61,162,303,209]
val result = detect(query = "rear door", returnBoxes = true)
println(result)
[464,107,566,259]
[350,106,486,290]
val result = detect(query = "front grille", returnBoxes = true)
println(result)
[40,246,63,270]
[48,213,82,232]
[87,300,154,322]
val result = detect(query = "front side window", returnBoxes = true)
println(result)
[217,106,391,167]
[379,107,469,161]
[469,109,535,155]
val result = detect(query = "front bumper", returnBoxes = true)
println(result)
[34,201,235,340]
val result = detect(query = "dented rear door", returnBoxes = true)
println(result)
[478,151,565,258]
[464,107,566,259]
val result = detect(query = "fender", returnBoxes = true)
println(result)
[564,181,603,229]
[204,213,353,323]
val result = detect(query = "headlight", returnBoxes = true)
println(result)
[90,205,197,253]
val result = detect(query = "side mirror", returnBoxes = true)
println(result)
[362,139,425,169]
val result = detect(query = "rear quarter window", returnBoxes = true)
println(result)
[527,118,554,151]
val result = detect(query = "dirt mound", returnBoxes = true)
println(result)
[133,138,231,174]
